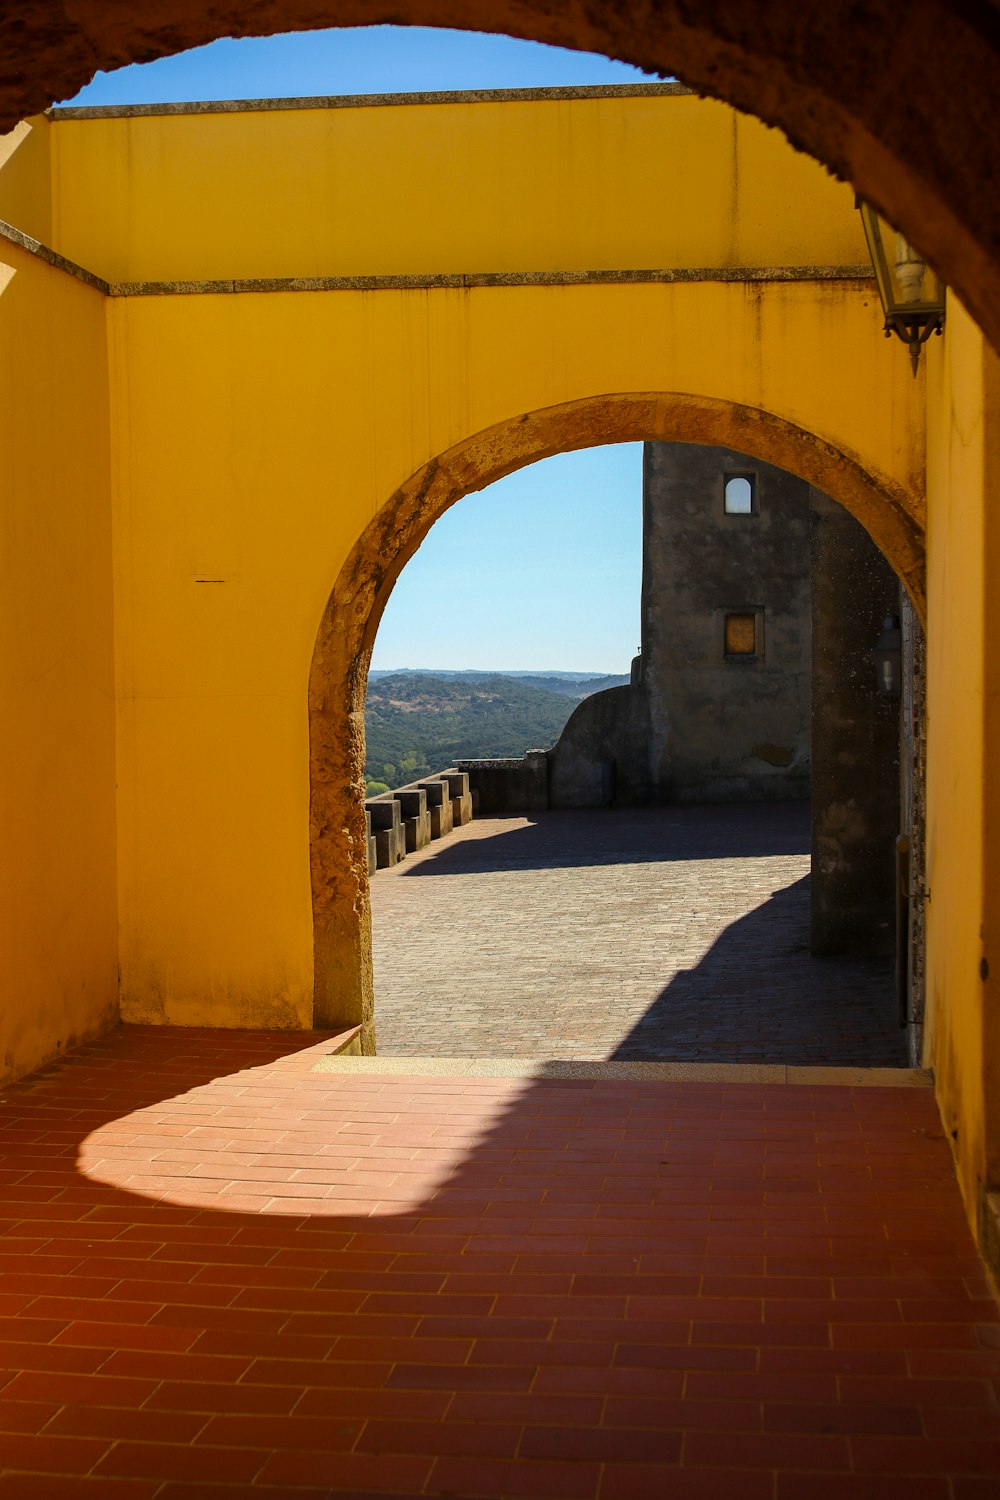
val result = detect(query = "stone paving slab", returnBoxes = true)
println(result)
[371,803,906,1067]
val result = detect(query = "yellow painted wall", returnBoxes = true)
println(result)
[109,276,922,1028]
[0,237,118,1082]
[924,295,1000,1235]
[48,91,869,284]
[0,94,931,1068]
[982,339,1000,1200]
[0,115,51,244]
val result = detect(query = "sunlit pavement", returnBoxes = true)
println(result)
[0,1025,996,1497]
[371,804,905,1067]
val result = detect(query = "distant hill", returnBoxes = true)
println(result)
[364,669,629,789]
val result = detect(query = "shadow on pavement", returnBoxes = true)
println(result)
[399,803,811,876]
[610,875,904,1067]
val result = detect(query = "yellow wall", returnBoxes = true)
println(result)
[924,295,1000,1237]
[0,237,117,1082]
[109,276,923,1029]
[0,93,928,1072]
[0,115,51,244]
[982,340,1000,1201]
[48,91,869,284]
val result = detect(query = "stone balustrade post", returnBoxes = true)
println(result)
[394,787,432,852]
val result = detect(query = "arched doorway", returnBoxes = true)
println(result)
[309,390,923,1049]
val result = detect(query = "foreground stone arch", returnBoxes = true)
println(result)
[309,389,922,1046]
[4,3,999,356]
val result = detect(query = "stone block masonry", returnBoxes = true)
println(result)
[365,770,475,871]
[365,795,405,868]
[394,787,432,854]
[417,778,454,840]
[441,770,473,827]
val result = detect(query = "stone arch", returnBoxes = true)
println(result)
[5,4,1000,356]
[308,389,924,1047]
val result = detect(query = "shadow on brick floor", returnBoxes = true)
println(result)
[0,1024,995,1497]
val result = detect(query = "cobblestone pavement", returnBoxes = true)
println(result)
[372,804,906,1067]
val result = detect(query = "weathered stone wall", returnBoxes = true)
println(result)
[456,753,549,816]
[810,491,901,956]
[548,686,651,809]
[902,594,928,1059]
[543,444,903,974]
[642,441,813,803]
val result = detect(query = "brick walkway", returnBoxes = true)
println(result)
[371,805,904,1067]
[0,1025,997,1497]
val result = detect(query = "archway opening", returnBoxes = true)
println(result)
[309,392,923,1057]
[362,438,914,1067]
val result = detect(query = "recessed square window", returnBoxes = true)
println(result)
[725,613,757,656]
[724,474,756,514]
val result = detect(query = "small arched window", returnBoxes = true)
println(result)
[724,474,756,515]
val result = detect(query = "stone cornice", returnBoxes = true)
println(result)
[0,222,874,297]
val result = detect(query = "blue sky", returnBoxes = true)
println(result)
[64,27,654,674]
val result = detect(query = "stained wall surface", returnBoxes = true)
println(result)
[809,492,901,959]
[47,89,869,284]
[0,236,117,1084]
[110,276,924,1031]
[924,295,996,1242]
[641,442,813,804]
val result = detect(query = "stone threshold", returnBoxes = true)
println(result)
[311,1056,931,1086]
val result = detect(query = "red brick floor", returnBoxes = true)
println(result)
[0,1025,997,1498]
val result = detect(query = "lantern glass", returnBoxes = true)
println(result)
[858,200,946,373]
[859,201,946,317]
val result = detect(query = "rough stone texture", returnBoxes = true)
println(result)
[548,684,651,808]
[366,794,406,868]
[440,769,473,826]
[810,491,902,958]
[642,442,813,804]
[393,786,432,853]
[417,778,454,840]
[456,753,549,815]
[49,82,691,117]
[100,265,884,300]
[3,2,999,361]
[371,803,904,1067]
[901,594,928,1062]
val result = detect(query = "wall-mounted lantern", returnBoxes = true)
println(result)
[873,614,903,697]
[857,199,946,374]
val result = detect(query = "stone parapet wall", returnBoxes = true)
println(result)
[455,752,550,816]
[364,769,473,871]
